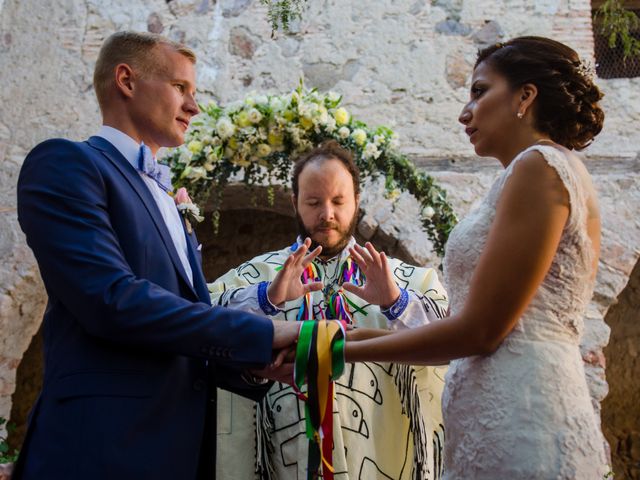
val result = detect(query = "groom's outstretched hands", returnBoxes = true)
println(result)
[343,242,401,309]
[267,237,323,306]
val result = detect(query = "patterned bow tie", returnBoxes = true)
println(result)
[138,142,173,192]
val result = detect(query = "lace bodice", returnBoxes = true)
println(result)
[445,145,596,344]
[440,145,607,479]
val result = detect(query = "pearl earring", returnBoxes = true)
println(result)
[517,112,524,119]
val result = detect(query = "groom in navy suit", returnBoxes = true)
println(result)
[13,31,297,479]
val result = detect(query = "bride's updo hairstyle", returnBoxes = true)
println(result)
[476,36,604,150]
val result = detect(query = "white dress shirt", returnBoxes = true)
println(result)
[96,126,193,286]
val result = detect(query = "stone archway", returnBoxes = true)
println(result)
[6,327,43,454]
[196,185,298,282]
[602,258,640,479]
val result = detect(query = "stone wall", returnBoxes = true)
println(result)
[0,0,639,474]
[602,259,640,479]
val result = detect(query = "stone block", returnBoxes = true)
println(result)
[472,20,504,48]
[435,19,471,36]
[229,26,257,60]
[223,0,252,18]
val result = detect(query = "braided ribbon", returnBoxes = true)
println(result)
[297,257,366,323]
[293,320,347,480]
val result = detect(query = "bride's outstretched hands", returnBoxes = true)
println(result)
[267,237,323,306]
[342,242,401,309]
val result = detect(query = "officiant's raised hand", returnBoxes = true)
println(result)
[267,237,324,306]
[343,242,401,309]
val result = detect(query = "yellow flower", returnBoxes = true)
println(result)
[257,144,272,157]
[334,107,350,126]
[236,110,252,128]
[351,128,367,146]
[283,110,296,122]
[228,137,238,150]
[268,131,284,146]
[386,189,400,200]
[232,154,251,168]
[187,140,203,153]
[300,116,314,130]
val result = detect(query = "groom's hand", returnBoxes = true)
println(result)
[267,237,323,306]
[250,345,296,385]
[342,242,401,309]
[271,320,299,350]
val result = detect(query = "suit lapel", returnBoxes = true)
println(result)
[182,223,211,305]
[87,136,198,299]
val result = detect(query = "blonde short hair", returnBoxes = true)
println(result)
[93,31,196,110]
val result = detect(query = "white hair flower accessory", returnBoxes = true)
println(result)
[576,58,597,83]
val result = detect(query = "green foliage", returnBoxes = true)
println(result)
[0,417,19,464]
[260,0,308,36]
[163,81,457,257]
[595,0,640,59]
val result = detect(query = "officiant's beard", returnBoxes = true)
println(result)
[296,211,358,260]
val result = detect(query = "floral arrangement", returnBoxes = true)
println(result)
[163,81,457,257]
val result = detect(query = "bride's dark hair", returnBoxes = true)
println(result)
[476,36,604,151]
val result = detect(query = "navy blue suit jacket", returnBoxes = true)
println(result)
[13,136,274,479]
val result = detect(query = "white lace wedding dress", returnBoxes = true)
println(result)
[442,145,608,479]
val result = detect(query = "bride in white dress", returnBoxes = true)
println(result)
[343,36,608,478]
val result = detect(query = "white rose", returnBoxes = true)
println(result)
[255,95,269,106]
[327,91,340,102]
[338,126,350,139]
[270,97,284,112]
[422,206,436,219]
[363,142,380,159]
[226,100,244,114]
[248,108,263,124]
[216,117,236,139]
[325,116,337,133]
[187,166,208,180]
[316,105,329,125]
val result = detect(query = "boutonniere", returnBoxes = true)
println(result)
[173,187,204,233]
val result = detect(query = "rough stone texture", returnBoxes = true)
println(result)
[229,25,257,60]
[0,1,638,473]
[6,325,42,453]
[602,259,640,479]
[471,20,503,48]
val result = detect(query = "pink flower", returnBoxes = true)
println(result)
[174,187,192,205]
